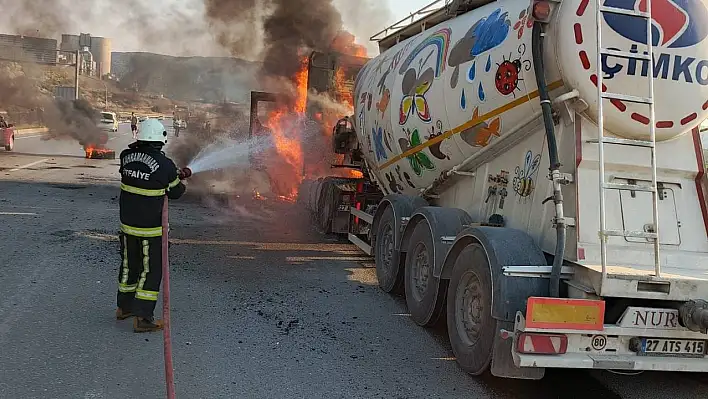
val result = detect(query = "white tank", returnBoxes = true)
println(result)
[354,0,708,195]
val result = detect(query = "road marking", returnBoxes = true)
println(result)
[109,133,130,141]
[15,134,46,140]
[8,158,49,172]
[0,212,38,215]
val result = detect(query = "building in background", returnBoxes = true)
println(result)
[0,34,58,64]
[60,33,111,77]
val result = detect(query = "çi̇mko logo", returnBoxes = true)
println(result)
[601,0,708,85]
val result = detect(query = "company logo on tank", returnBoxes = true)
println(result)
[601,0,708,84]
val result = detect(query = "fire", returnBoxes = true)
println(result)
[260,31,368,197]
[261,57,309,199]
[348,170,364,178]
[334,68,354,109]
[252,189,266,201]
[294,57,309,113]
[84,145,115,159]
[331,31,368,58]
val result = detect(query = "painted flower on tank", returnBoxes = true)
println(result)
[399,67,434,125]
[513,7,534,39]
[372,125,388,161]
[399,128,435,176]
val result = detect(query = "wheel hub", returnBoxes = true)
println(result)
[411,243,431,301]
[378,224,394,278]
[456,271,483,346]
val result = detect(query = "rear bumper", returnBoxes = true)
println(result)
[513,312,708,372]
[516,352,708,372]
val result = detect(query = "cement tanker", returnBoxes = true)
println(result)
[303,0,708,379]
[355,0,708,195]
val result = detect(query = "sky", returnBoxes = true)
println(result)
[348,0,438,54]
[0,0,439,57]
[387,0,440,23]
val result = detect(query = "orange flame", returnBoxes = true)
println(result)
[294,57,308,113]
[331,31,368,58]
[84,145,115,159]
[261,56,310,199]
[262,32,368,195]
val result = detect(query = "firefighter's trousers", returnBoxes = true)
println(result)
[116,233,163,318]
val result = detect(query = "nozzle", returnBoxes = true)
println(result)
[179,167,192,179]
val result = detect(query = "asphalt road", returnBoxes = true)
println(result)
[0,132,707,398]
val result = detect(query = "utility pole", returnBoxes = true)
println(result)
[105,84,108,110]
[74,50,80,100]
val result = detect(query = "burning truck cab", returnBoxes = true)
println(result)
[247,48,372,213]
[300,50,376,233]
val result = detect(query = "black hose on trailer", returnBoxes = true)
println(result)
[532,21,566,298]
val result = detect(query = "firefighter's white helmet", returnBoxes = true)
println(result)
[137,118,168,144]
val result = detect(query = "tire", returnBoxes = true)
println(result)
[374,206,403,294]
[5,135,13,151]
[404,220,447,327]
[446,243,496,375]
[318,182,333,233]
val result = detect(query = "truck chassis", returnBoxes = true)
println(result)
[308,176,708,379]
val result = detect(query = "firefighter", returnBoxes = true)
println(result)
[116,118,187,333]
[130,112,138,139]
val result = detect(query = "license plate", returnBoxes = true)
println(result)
[640,338,706,357]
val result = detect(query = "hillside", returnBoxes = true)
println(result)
[111,52,261,104]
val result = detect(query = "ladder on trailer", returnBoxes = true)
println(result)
[594,1,661,283]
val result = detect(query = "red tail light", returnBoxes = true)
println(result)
[516,333,568,354]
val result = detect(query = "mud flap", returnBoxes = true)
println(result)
[491,320,545,380]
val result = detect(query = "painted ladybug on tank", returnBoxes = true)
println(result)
[495,58,522,96]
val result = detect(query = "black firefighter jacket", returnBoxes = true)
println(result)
[119,144,186,237]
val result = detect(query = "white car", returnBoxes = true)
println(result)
[100,112,118,132]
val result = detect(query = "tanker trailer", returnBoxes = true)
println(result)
[325,0,708,379]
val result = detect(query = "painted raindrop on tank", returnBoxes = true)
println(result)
[478,82,486,101]
[485,55,492,72]
[468,61,476,81]
[463,60,476,109]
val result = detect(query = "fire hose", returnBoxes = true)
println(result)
[161,168,191,399]
[162,196,175,399]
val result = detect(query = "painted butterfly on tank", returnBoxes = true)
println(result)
[399,67,434,125]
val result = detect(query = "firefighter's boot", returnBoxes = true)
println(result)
[133,316,164,333]
[116,307,134,320]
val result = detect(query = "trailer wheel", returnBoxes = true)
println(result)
[446,242,496,375]
[374,207,403,294]
[404,220,446,327]
[5,134,13,151]
[318,182,334,233]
